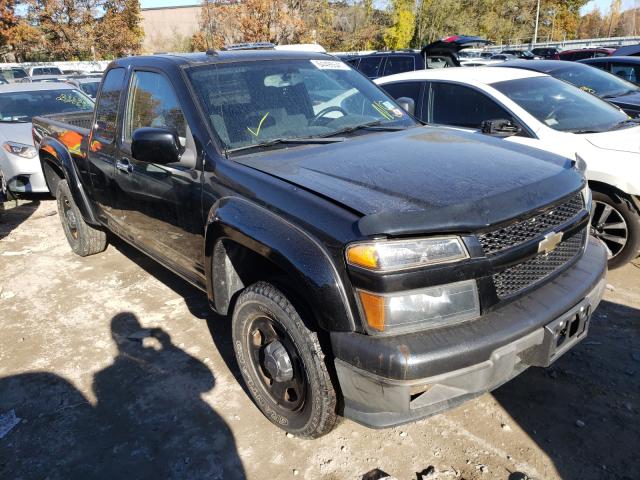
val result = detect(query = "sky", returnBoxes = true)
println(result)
[580,0,637,14]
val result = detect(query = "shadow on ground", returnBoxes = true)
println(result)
[493,300,640,480]
[0,200,40,240]
[0,312,245,479]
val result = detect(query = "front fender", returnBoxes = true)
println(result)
[204,197,357,332]
[39,137,99,225]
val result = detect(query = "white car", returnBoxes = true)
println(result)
[375,67,640,268]
[0,83,94,197]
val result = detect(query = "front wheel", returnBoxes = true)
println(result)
[232,282,337,438]
[56,180,107,256]
[590,190,640,269]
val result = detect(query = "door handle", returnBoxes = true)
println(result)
[116,159,133,174]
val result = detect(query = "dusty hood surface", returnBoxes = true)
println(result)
[236,126,582,236]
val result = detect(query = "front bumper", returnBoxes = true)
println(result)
[0,153,48,193]
[332,237,607,428]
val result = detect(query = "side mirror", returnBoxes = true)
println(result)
[395,97,415,116]
[131,127,180,165]
[481,119,521,138]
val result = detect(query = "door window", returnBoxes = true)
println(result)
[357,56,384,78]
[383,56,415,76]
[379,81,423,115]
[610,63,640,83]
[428,83,513,128]
[94,68,125,142]
[124,71,186,144]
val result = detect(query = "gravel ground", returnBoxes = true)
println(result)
[1,198,639,480]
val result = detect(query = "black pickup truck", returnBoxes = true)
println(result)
[32,49,607,438]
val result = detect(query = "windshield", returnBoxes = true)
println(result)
[80,81,100,98]
[493,76,629,133]
[550,64,639,98]
[187,58,415,152]
[0,88,94,122]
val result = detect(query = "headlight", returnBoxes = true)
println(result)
[346,237,469,272]
[3,141,37,159]
[357,280,480,334]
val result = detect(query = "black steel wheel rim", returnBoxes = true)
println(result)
[246,316,307,412]
[62,196,79,240]
[591,200,628,258]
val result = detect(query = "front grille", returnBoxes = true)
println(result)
[478,193,584,255]
[493,230,586,299]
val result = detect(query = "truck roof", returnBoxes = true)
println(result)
[111,49,334,68]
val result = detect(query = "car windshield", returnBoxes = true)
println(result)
[0,88,94,122]
[550,64,639,98]
[493,76,629,133]
[80,81,100,98]
[187,58,415,152]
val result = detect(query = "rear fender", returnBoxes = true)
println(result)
[204,197,356,332]
[38,137,99,225]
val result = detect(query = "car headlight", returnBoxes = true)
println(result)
[346,237,469,272]
[357,280,480,334]
[3,141,37,159]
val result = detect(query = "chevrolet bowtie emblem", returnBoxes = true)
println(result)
[538,231,563,255]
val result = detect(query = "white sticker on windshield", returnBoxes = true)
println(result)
[310,59,350,70]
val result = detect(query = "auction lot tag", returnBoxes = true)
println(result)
[311,60,350,70]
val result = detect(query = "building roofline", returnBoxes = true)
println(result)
[141,3,201,11]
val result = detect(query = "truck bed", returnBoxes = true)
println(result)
[35,111,94,134]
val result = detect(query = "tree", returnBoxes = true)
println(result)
[0,0,16,48]
[94,0,144,58]
[384,0,415,49]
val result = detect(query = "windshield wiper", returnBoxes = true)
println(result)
[321,120,407,138]
[610,118,640,130]
[226,136,344,155]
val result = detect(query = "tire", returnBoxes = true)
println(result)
[590,189,640,269]
[0,168,16,202]
[232,281,337,438]
[56,180,107,256]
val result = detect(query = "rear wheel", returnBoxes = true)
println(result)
[590,190,640,269]
[56,180,107,256]
[0,168,16,202]
[232,281,337,438]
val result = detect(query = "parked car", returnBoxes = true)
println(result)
[0,82,94,197]
[0,67,29,83]
[26,65,64,77]
[558,48,614,61]
[579,56,640,86]
[32,49,606,437]
[496,60,640,117]
[347,35,492,78]
[531,47,561,59]
[500,49,540,59]
[375,67,640,268]
[490,53,518,61]
[612,44,640,56]
[65,77,102,99]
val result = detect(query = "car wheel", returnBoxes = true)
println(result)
[56,179,107,256]
[0,168,16,202]
[590,190,640,269]
[232,281,337,438]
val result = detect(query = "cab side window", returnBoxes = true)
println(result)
[357,56,384,78]
[124,71,186,144]
[383,56,415,76]
[610,62,640,84]
[427,82,514,129]
[379,81,423,116]
[94,68,125,142]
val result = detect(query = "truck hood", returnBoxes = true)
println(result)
[236,127,582,236]
[584,125,640,154]
[0,122,34,145]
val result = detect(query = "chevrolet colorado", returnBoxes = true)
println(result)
[32,49,607,438]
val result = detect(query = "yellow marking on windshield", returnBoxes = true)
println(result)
[247,112,270,137]
[372,102,394,120]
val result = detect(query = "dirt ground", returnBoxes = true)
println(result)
[1,198,639,480]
